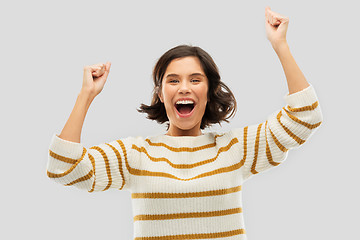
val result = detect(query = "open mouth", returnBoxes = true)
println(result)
[175,103,195,115]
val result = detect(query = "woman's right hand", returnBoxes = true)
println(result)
[81,62,111,98]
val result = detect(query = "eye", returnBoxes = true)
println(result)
[191,79,200,83]
[169,79,179,83]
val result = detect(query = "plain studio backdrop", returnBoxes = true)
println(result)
[1,0,359,239]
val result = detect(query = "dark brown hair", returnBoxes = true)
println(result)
[137,44,237,130]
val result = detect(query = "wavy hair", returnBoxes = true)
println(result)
[137,44,237,130]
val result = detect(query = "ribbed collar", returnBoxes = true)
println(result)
[146,132,217,147]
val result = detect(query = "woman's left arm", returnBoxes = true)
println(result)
[227,8,323,182]
[265,6,310,95]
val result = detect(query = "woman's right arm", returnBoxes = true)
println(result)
[58,90,94,143]
[46,62,134,193]
[59,62,111,143]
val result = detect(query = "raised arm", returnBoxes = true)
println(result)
[59,62,111,143]
[265,6,310,94]
[46,62,134,193]
[228,8,323,182]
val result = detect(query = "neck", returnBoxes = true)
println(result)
[166,127,203,137]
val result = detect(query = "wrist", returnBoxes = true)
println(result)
[79,88,96,99]
[272,41,289,54]
[78,90,95,106]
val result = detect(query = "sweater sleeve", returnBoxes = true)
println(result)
[46,134,136,192]
[229,83,323,182]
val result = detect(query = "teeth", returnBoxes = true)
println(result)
[176,100,194,105]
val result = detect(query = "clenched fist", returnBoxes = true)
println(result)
[265,6,289,48]
[82,62,111,98]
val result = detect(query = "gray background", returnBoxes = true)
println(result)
[1,0,359,239]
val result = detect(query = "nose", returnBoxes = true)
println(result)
[178,80,191,94]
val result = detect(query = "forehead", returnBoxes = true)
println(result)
[165,56,205,75]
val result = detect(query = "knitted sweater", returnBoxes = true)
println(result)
[46,83,323,240]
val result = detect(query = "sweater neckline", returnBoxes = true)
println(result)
[161,132,209,139]
[148,132,215,145]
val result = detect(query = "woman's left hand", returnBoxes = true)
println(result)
[265,6,289,48]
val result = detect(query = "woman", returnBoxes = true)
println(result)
[46,7,323,239]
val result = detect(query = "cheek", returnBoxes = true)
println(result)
[162,87,175,106]
[199,87,209,103]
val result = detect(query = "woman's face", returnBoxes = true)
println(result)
[158,56,209,136]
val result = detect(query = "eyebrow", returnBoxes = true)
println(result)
[165,73,205,78]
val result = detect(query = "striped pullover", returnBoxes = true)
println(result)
[46,83,323,240]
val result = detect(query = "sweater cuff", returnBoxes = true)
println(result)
[49,133,84,160]
[283,83,318,108]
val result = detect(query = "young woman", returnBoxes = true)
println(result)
[47,7,323,240]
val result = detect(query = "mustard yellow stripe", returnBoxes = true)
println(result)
[244,126,248,158]
[287,100,319,112]
[132,185,242,199]
[283,107,322,129]
[117,140,128,162]
[265,120,280,166]
[132,138,239,169]
[268,123,288,152]
[277,111,305,145]
[250,121,281,175]
[105,143,126,190]
[65,170,93,186]
[90,146,112,191]
[134,228,245,240]
[134,207,242,221]
[88,153,96,192]
[119,129,248,182]
[49,149,78,164]
[250,123,262,174]
[117,139,130,188]
[144,134,224,152]
[47,147,87,178]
